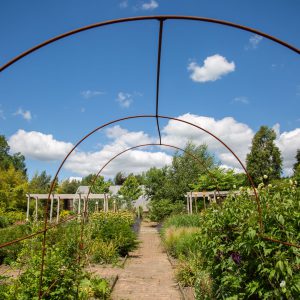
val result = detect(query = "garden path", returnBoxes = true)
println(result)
[111,221,182,300]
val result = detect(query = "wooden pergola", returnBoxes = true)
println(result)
[26,192,111,223]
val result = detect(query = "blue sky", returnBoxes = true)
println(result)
[0,0,299,180]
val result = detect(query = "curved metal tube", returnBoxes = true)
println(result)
[1,15,299,72]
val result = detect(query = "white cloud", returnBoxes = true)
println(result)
[119,0,128,8]
[233,96,249,104]
[7,116,299,178]
[162,113,254,170]
[64,126,167,176]
[8,130,73,161]
[13,108,32,121]
[116,92,133,108]
[141,0,158,10]
[246,34,263,50]
[81,90,105,99]
[188,54,235,83]
[275,126,300,175]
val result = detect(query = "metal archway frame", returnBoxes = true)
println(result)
[1,15,299,73]
[0,15,299,299]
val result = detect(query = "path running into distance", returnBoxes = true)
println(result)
[111,221,182,300]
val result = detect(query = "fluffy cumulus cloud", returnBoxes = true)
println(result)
[64,125,168,176]
[275,126,300,175]
[162,113,254,170]
[13,108,32,121]
[188,54,235,83]
[8,130,73,161]
[141,0,158,10]
[7,116,300,177]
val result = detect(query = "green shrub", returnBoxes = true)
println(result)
[89,212,138,257]
[0,224,32,264]
[162,184,300,298]
[148,199,184,222]
[91,240,118,264]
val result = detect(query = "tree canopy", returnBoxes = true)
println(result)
[246,126,282,185]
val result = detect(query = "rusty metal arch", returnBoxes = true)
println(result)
[0,15,299,299]
[0,15,299,73]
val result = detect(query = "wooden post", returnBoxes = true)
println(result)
[186,196,189,214]
[189,192,193,214]
[203,191,206,210]
[56,197,60,223]
[50,194,54,223]
[78,194,81,215]
[113,198,116,212]
[35,197,38,221]
[26,194,30,222]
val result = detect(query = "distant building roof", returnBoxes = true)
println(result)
[76,186,90,194]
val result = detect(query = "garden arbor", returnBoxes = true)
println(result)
[0,15,299,299]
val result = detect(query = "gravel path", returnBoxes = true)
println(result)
[111,221,182,300]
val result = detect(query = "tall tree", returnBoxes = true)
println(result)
[118,175,142,210]
[114,171,127,185]
[167,142,215,201]
[0,165,28,211]
[293,149,300,173]
[57,179,81,194]
[0,135,26,174]
[81,174,111,193]
[246,126,282,185]
[29,171,52,193]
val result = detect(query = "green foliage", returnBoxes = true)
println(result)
[246,126,282,185]
[89,212,138,257]
[0,210,25,228]
[148,199,184,222]
[79,276,110,299]
[144,167,168,200]
[29,171,52,194]
[192,167,246,191]
[294,149,300,173]
[118,175,142,210]
[57,179,81,194]
[90,240,118,264]
[168,142,215,201]
[162,214,202,228]
[0,224,32,264]
[114,171,127,185]
[0,165,28,211]
[161,184,300,298]
[0,135,26,174]
[82,174,111,194]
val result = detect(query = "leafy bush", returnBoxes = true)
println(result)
[0,223,32,264]
[161,184,300,298]
[89,212,138,257]
[163,226,200,258]
[148,199,184,222]
[91,240,118,264]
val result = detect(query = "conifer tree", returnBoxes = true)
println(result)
[246,126,282,185]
